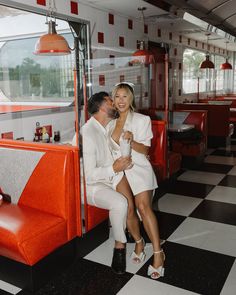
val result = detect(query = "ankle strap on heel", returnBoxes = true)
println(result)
[153,249,163,255]
[135,237,143,244]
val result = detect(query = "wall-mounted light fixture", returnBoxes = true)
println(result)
[34,0,71,55]
[220,41,232,70]
[199,33,214,69]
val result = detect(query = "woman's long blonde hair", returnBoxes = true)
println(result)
[112,83,136,111]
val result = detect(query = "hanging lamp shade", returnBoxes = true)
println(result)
[220,59,232,70]
[199,54,215,69]
[131,41,154,65]
[220,41,232,70]
[34,20,71,56]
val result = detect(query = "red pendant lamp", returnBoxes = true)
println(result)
[34,20,71,55]
[220,59,232,70]
[220,42,232,70]
[200,54,215,69]
[34,0,71,56]
[200,33,215,69]
[131,7,154,65]
[132,40,154,65]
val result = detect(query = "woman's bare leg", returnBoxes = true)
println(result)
[116,176,144,254]
[135,191,164,268]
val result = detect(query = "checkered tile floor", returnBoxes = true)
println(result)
[1,142,236,295]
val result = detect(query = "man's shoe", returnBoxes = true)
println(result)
[111,248,126,275]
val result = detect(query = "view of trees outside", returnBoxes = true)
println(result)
[183,48,206,93]
[0,33,75,102]
[183,48,225,95]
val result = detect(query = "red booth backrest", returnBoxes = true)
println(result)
[175,103,230,137]
[149,120,167,182]
[0,139,81,240]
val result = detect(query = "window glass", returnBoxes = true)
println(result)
[0,5,89,145]
[87,56,151,110]
[0,34,74,103]
[183,48,206,93]
[215,55,224,91]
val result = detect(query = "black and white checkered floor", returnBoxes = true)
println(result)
[1,142,236,295]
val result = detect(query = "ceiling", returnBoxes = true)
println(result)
[81,0,236,51]
[149,0,236,38]
[2,1,236,51]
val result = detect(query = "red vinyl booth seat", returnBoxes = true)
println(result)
[0,140,81,266]
[149,120,167,182]
[150,120,182,182]
[85,205,109,232]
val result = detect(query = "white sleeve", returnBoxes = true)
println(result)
[135,116,153,146]
[82,134,116,184]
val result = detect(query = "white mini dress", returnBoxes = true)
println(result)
[107,111,158,195]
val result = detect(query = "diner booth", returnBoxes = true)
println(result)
[0,0,236,293]
[0,4,183,290]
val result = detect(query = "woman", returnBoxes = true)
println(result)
[108,82,165,280]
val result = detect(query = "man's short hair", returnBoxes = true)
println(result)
[87,92,109,115]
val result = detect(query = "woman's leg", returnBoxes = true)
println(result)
[135,191,164,269]
[116,176,144,255]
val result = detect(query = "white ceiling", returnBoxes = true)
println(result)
[80,0,236,51]
[79,0,167,18]
[1,1,236,51]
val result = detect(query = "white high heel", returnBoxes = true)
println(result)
[147,249,165,280]
[130,237,146,264]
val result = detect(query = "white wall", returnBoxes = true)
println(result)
[0,107,75,142]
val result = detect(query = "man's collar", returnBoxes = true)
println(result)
[90,116,107,135]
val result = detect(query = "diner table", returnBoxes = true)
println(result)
[168,124,195,133]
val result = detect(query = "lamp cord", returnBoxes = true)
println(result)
[47,0,57,22]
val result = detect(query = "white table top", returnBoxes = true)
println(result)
[168,124,195,133]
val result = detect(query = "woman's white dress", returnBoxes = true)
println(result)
[107,111,158,195]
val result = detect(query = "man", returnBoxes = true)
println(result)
[81,92,132,274]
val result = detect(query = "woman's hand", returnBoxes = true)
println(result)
[123,131,133,143]
[123,130,149,155]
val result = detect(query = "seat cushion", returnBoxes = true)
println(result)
[0,203,67,265]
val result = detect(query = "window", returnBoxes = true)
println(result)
[0,34,75,103]
[0,5,89,144]
[214,55,224,91]
[183,48,228,95]
[183,48,206,94]
[183,48,218,94]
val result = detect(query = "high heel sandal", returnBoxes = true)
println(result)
[130,237,146,264]
[147,249,165,280]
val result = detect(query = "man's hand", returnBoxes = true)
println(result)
[113,156,133,173]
